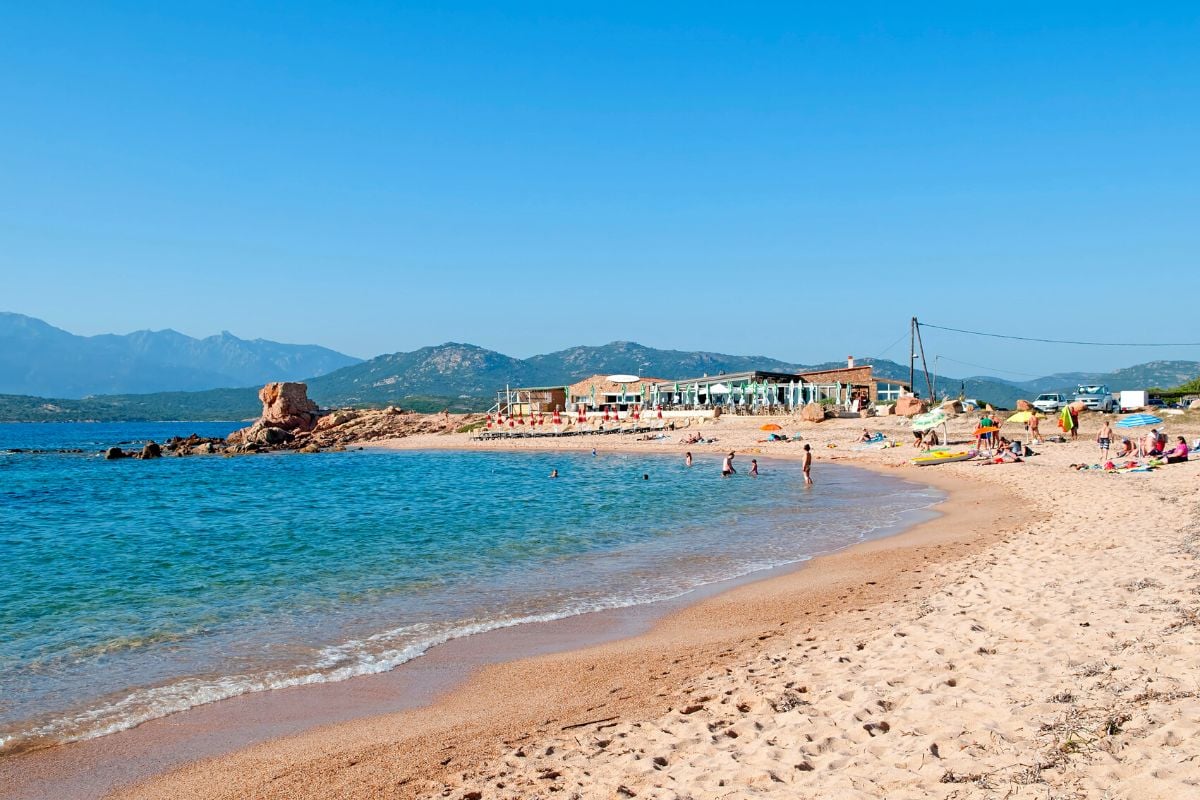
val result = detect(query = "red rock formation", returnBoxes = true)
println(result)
[893,396,927,417]
[258,382,319,431]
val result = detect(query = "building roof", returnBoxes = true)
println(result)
[568,374,667,397]
[647,370,803,388]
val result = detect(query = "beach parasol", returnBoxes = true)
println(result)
[911,408,948,432]
[760,423,782,431]
[974,425,1000,435]
[1116,413,1163,428]
[1006,410,1036,424]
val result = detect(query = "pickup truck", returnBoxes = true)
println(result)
[1072,385,1115,413]
[1032,393,1068,413]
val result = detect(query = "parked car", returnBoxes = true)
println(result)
[1032,393,1068,413]
[1072,384,1115,413]
[1147,397,1166,408]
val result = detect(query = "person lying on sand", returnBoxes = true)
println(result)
[979,450,1023,465]
[858,429,873,442]
[1115,438,1135,458]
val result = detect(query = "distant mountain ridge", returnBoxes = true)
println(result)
[1,324,1197,421]
[0,313,361,397]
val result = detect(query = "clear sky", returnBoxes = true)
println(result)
[2,2,1198,376]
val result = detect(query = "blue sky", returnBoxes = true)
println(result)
[2,2,1198,376]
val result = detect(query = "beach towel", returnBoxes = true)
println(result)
[1059,406,1074,433]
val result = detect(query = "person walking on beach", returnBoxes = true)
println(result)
[802,444,813,485]
[721,452,736,477]
[1029,413,1042,444]
[1097,419,1112,460]
[684,452,693,467]
[750,458,759,477]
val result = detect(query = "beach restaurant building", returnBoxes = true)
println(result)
[566,375,668,412]
[647,360,911,412]
[497,360,912,416]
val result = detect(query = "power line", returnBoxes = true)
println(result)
[866,330,911,363]
[931,355,1042,379]
[921,322,1200,348]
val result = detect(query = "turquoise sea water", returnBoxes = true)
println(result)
[0,422,941,754]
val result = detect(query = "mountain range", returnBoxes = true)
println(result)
[0,313,361,397]
[1,314,1197,421]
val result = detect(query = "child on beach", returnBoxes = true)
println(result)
[1097,420,1112,460]
[802,444,813,485]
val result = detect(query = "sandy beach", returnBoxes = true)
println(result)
[8,409,1200,799]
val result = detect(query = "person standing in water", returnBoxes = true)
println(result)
[802,444,813,485]
[749,459,759,477]
[721,452,736,477]
[684,452,693,467]
[549,469,558,479]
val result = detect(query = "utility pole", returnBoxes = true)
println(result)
[913,319,934,402]
[909,317,916,396]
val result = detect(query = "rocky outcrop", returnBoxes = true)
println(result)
[259,382,319,430]
[103,383,481,460]
[228,382,320,446]
[893,396,927,417]
[801,403,827,423]
[939,400,963,415]
[1016,399,1034,411]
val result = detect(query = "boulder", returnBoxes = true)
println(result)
[801,402,827,423]
[298,443,321,454]
[316,410,359,430]
[893,396,927,417]
[940,400,963,415]
[1016,399,1034,411]
[253,426,292,446]
[258,382,319,432]
[1189,399,1200,411]
[104,446,126,460]
[140,442,162,459]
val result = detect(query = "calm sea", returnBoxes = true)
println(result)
[0,422,941,754]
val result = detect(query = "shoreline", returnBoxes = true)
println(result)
[1,444,971,800]
[8,412,1200,798]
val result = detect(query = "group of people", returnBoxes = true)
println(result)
[551,447,813,485]
[715,449,812,484]
[910,428,941,447]
[1095,420,1190,463]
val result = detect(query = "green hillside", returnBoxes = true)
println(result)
[2,340,1195,421]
